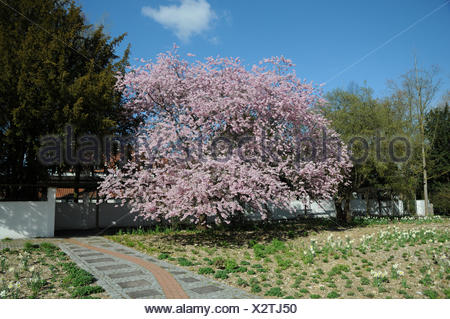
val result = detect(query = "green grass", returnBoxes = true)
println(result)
[71,285,104,298]
[251,284,261,293]
[177,257,193,266]
[158,253,170,260]
[265,287,284,297]
[423,289,439,299]
[237,278,248,287]
[107,217,449,299]
[61,262,97,287]
[198,267,214,275]
[328,264,350,277]
[327,291,340,299]
[214,270,229,279]
[0,242,104,298]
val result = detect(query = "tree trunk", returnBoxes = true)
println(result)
[336,194,352,223]
[420,123,430,216]
[344,194,352,223]
[197,214,207,230]
[365,189,370,216]
[335,199,344,222]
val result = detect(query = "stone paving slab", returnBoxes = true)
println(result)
[108,270,145,279]
[58,236,255,299]
[58,241,165,299]
[1,236,255,299]
[128,289,161,299]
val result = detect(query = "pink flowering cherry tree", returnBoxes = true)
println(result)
[99,48,352,226]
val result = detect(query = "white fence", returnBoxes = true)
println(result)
[349,199,405,216]
[0,188,56,239]
[0,187,427,239]
[55,198,406,230]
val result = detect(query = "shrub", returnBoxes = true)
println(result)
[253,239,288,258]
[256,267,268,273]
[212,257,225,269]
[40,242,58,257]
[251,284,261,293]
[225,259,239,272]
[327,291,340,299]
[236,266,247,273]
[443,288,450,299]
[177,257,193,266]
[419,274,433,286]
[253,244,267,258]
[198,267,214,275]
[328,264,350,276]
[299,288,309,294]
[214,270,229,279]
[275,255,292,270]
[158,253,169,260]
[71,285,104,298]
[61,262,95,287]
[23,242,36,251]
[423,289,439,299]
[237,278,248,287]
[265,287,284,297]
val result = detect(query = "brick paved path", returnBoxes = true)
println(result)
[57,237,255,299]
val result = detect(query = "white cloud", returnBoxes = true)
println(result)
[142,0,216,42]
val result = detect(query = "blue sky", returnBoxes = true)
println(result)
[78,0,449,101]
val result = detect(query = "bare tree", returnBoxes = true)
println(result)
[395,58,441,216]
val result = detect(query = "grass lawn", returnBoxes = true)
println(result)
[0,242,106,299]
[108,216,449,299]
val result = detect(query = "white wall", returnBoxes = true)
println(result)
[270,200,337,219]
[0,190,428,237]
[231,200,337,222]
[53,198,418,232]
[415,200,433,217]
[0,188,56,239]
[349,199,405,216]
[55,199,339,230]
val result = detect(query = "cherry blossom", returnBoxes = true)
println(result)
[99,48,352,225]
